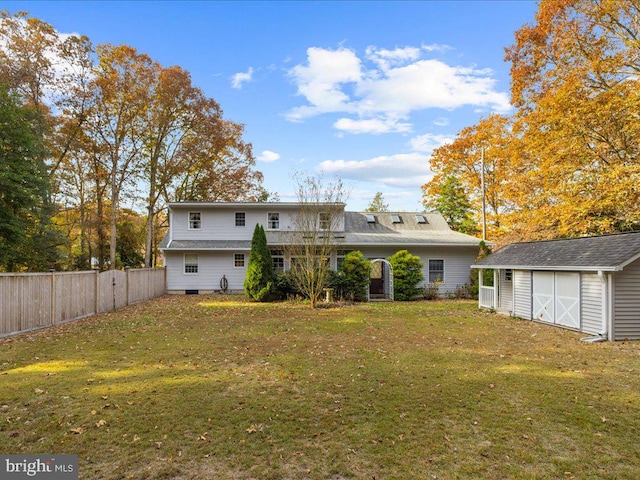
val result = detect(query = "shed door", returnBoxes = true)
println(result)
[532,271,581,329]
[532,272,555,323]
[555,272,580,329]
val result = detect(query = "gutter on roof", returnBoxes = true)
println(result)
[470,264,619,272]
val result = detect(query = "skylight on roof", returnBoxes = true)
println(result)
[415,214,428,224]
[392,214,402,223]
[366,214,376,223]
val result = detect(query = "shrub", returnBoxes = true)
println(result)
[244,224,274,302]
[388,250,424,301]
[273,271,300,300]
[339,251,371,301]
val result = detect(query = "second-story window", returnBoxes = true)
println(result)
[268,212,280,230]
[235,212,246,227]
[189,212,201,229]
[319,212,330,230]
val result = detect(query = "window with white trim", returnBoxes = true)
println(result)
[267,212,280,230]
[235,212,246,227]
[184,254,199,274]
[270,249,284,272]
[234,253,245,268]
[319,212,330,230]
[428,259,444,283]
[189,212,201,229]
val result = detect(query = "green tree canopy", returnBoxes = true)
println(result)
[0,84,56,271]
[425,175,478,236]
[365,192,389,212]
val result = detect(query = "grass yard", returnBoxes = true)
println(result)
[1,296,640,479]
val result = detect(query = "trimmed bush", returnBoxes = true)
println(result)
[388,250,424,301]
[244,224,274,301]
[338,251,371,301]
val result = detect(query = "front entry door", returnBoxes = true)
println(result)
[370,260,384,295]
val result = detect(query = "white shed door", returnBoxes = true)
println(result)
[555,272,580,329]
[532,271,581,329]
[533,272,555,323]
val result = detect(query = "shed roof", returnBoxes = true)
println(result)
[473,231,640,272]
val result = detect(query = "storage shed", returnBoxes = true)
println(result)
[472,232,640,341]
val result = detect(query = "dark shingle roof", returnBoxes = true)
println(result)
[474,232,640,271]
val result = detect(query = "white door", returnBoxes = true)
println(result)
[533,272,555,323]
[555,272,580,329]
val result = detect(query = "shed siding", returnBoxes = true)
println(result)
[499,269,513,312]
[613,258,640,340]
[581,272,602,335]
[513,270,532,319]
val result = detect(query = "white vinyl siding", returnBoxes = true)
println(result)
[513,270,532,319]
[613,259,640,340]
[581,272,603,335]
[169,208,303,241]
[165,251,248,293]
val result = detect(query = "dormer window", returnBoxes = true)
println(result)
[415,214,428,224]
[366,214,376,223]
[189,212,201,229]
[392,214,402,223]
[319,212,330,230]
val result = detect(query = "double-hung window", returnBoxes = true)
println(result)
[270,249,284,272]
[189,212,201,230]
[268,212,280,230]
[234,253,245,268]
[319,212,330,230]
[184,254,199,274]
[235,212,246,227]
[428,259,444,283]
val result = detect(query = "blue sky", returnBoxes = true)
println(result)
[6,0,538,212]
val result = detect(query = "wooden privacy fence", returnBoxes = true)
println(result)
[0,268,166,337]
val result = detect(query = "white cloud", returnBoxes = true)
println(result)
[433,117,450,127]
[231,67,254,89]
[286,44,511,132]
[333,117,412,135]
[286,46,362,121]
[257,150,281,162]
[317,153,431,189]
[409,133,453,153]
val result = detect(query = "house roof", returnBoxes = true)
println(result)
[473,231,640,272]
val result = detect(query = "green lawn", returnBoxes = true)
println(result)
[1,296,640,479]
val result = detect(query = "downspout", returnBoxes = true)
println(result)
[598,270,611,340]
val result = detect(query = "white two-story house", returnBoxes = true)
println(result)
[159,202,484,297]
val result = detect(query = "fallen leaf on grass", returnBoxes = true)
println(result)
[70,427,84,434]
[95,419,107,427]
[246,423,264,434]
[34,388,44,395]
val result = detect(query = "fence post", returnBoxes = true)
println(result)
[94,268,100,314]
[50,269,56,326]
[125,267,130,306]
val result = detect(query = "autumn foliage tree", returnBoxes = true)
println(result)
[0,11,265,271]
[424,0,640,244]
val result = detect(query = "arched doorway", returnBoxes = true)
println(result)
[369,258,394,301]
